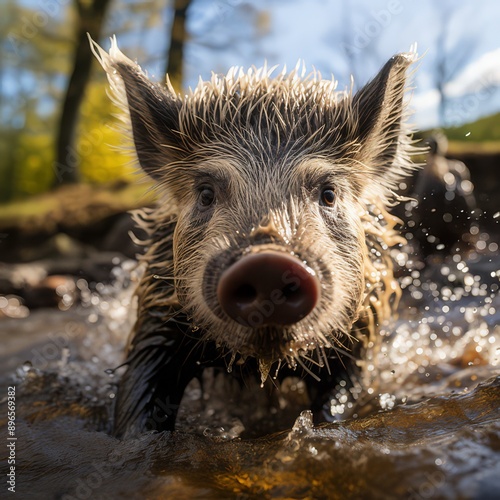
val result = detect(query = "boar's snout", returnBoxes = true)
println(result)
[216,251,321,327]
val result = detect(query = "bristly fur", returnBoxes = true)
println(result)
[89,35,421,436]
[89,35,418,203]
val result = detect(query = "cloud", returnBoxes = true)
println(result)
[411,89,440,129]
[445,47,500,97]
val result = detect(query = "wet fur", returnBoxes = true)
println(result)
[90,36,419,437]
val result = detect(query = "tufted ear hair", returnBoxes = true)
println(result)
[350,51,417,197]
[89,35,183,181]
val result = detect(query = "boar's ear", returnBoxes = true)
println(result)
[351,52,417,195]
[89,35,182,181]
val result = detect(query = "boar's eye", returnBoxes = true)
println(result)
[198,186,216,208]
[319,188,336,207]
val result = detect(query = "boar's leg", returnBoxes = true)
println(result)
[112,316,206,437]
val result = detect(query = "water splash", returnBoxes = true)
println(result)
[1,242,499,498]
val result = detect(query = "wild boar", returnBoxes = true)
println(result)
[90,36,417,437]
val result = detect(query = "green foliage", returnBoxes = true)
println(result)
[0,0,73,201]
[77,78,138,184]
[444,112,500,142]
[0,0,159,202]
[14,131,55,197]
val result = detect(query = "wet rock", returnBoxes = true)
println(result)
[0,251,132,310]
[403,134,478,258]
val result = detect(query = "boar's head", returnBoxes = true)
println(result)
[90,36,417,374]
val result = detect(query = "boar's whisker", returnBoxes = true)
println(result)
[294,356,321,382]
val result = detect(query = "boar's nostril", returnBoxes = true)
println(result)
[216,251,321,327]
[282,283,302,304]
[234,283,257,304]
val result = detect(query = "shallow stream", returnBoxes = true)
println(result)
[1,248,499,499]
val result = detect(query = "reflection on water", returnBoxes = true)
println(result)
[1,246,499,499]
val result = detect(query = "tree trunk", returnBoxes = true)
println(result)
[53,0,111,186]
[164,0,193,92]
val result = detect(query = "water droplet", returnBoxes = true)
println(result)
[258,359,272,386]
[227,352,236,373]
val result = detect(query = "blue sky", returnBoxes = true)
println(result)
[178,0,500,129]
[4,0,500,131]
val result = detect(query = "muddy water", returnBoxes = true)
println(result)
[1,252,499,499]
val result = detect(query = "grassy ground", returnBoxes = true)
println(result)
[447,140,500,154]
[445,112,500,143]
[0,180,155,234]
